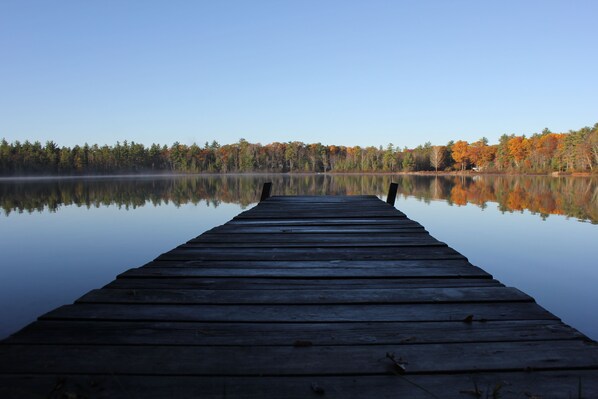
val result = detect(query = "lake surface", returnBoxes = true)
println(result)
[0,174,596,340]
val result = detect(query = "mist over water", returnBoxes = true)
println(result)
[0,174,596,340]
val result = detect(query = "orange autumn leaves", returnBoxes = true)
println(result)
[447,177,572,219]
[450,139,497,171]
[448,129,595,173]
[1,124,596,175]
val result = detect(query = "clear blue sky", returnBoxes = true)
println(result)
[1,0,596,148]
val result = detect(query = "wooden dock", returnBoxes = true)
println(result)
[1,194,597,398]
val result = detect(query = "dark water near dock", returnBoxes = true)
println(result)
[0,174,596,340]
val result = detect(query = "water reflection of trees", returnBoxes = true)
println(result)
[1,174,596,223]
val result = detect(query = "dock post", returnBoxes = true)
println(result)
[386,182,398,205]
[260,182,272,202]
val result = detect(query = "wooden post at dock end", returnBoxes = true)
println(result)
[386,182,398,206]
[260,182,272,202]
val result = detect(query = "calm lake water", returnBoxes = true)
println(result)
[0,174,596,340]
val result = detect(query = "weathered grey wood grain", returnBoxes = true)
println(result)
[3,371,598,399]
[208,226,427,233]
[143,258,473,267]
[141,258,488,273]
[157,246,467,261]
[76,286,532,305]
[235,212,405,219]
[266,195,378,201]
[40,302,557,322]
[108,277,500,290]
[224,218,417,225]
[190,234,438,246]
[6,320,584,346]
[1,341,597,375]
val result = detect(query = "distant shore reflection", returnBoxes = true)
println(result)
[1,174,596,223]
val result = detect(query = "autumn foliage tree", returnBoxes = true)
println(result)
[507,136,531,168]
[451,141,469,171]
[467,138,496,170]
[1,123,596,175]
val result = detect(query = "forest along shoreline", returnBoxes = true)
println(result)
[1,122,597,176]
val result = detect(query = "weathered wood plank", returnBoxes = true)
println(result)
[265,195,378,201]
[211,226,425,236]
[76,287,532,305]
[107,277,501,290]
[118,266,497,281]
[6,320,584,346]
[40,302,557,323]
[224,218,417,225]
[3,371,597,399]
[211,219,424,229]
[242,208,401,215]
[157,246,467,261]
[263,201,391,208]
[241,201,396,208]
[207,226,427,233]
[244,198,391,204]
[236,210,402,217]
[1,341,597,375]
[187,236,444,247]
[241,200,395,206]
[142,258,484,270]
[181,242,447,249]
[234,206,407,218]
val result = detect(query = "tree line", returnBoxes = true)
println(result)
[1,123,596,176]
